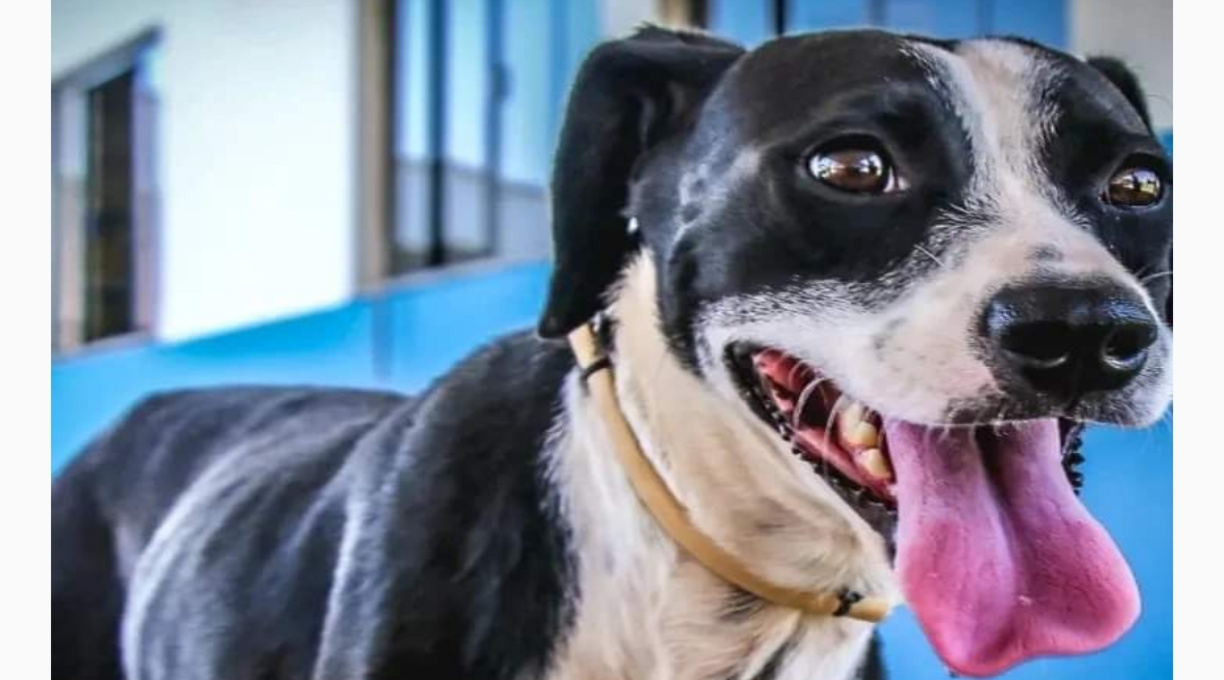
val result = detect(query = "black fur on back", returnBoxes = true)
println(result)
[52,331,578,680]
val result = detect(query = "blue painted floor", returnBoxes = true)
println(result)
[51,260,1171,679]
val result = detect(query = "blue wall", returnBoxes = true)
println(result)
[51,261,551,472]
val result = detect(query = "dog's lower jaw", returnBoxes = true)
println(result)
[543,256,896,680]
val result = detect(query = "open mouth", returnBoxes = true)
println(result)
[727,346,1086,526]
[725,344,1139,678]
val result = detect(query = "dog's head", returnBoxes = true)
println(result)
[540,27,1171,677]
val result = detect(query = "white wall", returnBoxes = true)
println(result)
[599,0,658,38]
[1069,0,1173,131]
[53,0,358,342]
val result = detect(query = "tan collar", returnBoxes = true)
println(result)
[568,322,893,624]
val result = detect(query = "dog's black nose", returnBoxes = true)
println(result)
[983,283,1158,396]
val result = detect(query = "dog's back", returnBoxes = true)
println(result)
[53,331,579,680]
[52,386,407,680]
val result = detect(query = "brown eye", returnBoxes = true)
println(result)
[1105,166,1163,207]
[806,147,904,194]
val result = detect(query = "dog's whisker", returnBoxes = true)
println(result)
[914,245,948,270]
[793,377,830,431]
[990,404,1010,432]
[1138,270,1172,284]
[786,360,807,389]
[823,393,850,445]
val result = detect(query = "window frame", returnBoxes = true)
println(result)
[51,29,161,356]
[367,0,555,287]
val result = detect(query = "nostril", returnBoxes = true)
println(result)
[983,283,1159,396]
[998,321,1074,369]
[1100,323,1157,371]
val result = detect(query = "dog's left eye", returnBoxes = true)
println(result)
[806,145,905,194]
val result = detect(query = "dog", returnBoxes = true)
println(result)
[52,26,1172,680]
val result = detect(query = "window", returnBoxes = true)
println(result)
[382,0,598,277]
[52,33,160,353]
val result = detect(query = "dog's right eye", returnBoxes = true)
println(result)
[1104,166,1163,208]
[805,144,904,195]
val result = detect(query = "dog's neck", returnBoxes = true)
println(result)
[545,256,896,680]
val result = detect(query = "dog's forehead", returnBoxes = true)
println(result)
[711,31,1145,149]
[718,31,940,118]
[943,38,1149,133]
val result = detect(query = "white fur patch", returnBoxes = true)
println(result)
[545,256,894,680]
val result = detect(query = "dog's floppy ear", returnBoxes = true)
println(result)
[1085,56,1152,130]
[536,27,744,339]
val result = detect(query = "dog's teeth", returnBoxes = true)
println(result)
[843,420,879,448]
[858,447,893,480]
[838,402,866,431]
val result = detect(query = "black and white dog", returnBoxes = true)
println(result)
[53,27,1172,680]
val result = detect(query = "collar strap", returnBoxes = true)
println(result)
[568,322,893,623]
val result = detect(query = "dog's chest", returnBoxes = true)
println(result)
[543,562,874,680]
[543,402,875,680]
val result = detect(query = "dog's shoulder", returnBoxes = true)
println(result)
[414,328,575,426]
[310,330,580,679]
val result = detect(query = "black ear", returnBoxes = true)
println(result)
[1085,56,1152,130]
[536,27,743,339]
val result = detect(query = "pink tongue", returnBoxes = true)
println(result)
[885,419,1139,677]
